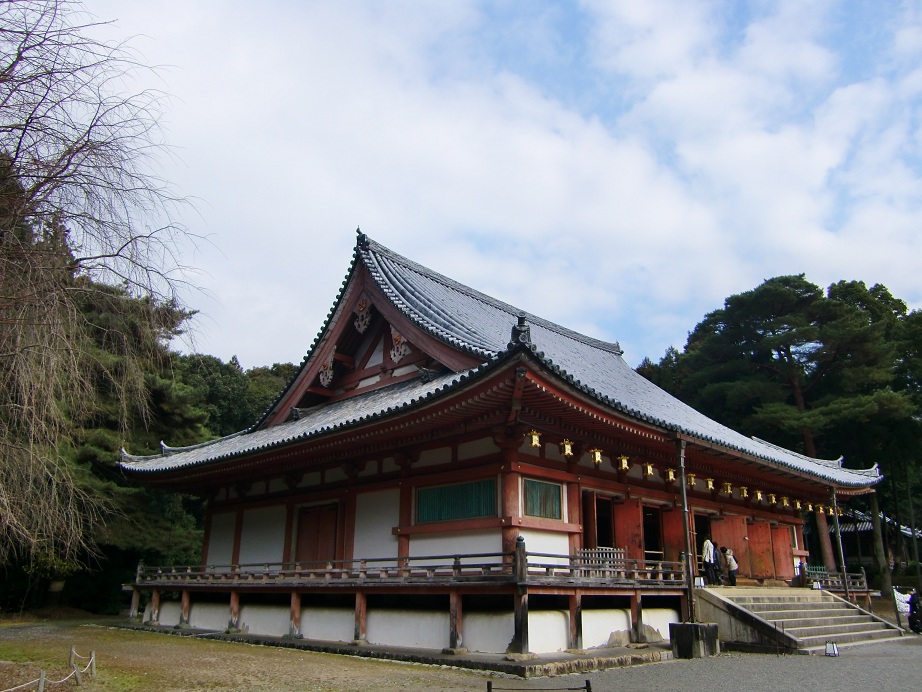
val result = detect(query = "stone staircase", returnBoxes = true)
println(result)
[697,587,903,653]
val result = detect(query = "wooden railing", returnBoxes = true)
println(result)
[803,565,869,592]
[135,548,685,589]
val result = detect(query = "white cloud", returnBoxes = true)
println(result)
[83,0,922,370]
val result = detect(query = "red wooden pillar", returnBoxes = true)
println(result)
[614,498,644,559]
[583,491,598,549]
[180,590,190,626]
[354,591,367,643]
[815,510,837,572]
[231,509,244,567]
[398,480,412,563]
[449,591,463,650]
[228,590,240,632]
[568,480,582,555]
[501,453,521,555]
[568,591,582,650]
[282,502,295,565]
[289,592,302,638]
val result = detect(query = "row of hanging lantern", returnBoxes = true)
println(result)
[527,430,842,515]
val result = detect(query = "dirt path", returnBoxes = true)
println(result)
[0,617,493,691]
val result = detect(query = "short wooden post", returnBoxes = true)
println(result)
[289,591,302,638]
[90,651,96,676]
[69,645,75,667]
[568,592,582,650]
[149,589,161,624]
[228,590,240,632]
[72,662,82,685]
[37,670,45,692]
[180,589,191,626]
[354,591,367,643]
[449,590,463,650]
[514,536,527,582]
[631,592,645,643]
[129,587,140,620]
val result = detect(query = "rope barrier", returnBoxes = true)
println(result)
[0,647,96,692]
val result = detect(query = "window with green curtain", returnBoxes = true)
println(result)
[524,479,562,519]
[416,478,497,524]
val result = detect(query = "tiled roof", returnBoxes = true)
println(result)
[121,233,880,488]
[357,235,878,488]
[121,371,469,471]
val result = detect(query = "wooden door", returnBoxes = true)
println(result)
[614,498,644,560]
[772,525,796,579]
[748,520,775,578]
[660,507,685,562]
[296,504,338,564]
[711,514,750,577]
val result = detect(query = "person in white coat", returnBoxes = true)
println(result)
[701,536,717,584]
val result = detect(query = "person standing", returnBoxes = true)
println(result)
[701,536,717,585]
[721,546,739,586]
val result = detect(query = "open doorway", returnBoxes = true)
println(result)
[693,513,711,576]
[642,506,663,561]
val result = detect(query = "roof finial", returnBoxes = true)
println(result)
[509,312,531,348]
[356,227,367,247]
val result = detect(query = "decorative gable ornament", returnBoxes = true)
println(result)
[318,347,336,387]
[390,326,409,364]
[353,297,371,333]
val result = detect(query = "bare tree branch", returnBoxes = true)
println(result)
[0,0,196,567]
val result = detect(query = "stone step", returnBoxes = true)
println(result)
[738,598,843,608]
[796,628,900,648]
[729,595,836,605]
[781,621,889,639]
[760,614,877,628]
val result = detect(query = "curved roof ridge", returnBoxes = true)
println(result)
[750,436,844,467]
[360,235,624,356]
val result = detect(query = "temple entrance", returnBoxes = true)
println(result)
[693,513,711,576]
[295,504,338,564]
[642,506,663,561]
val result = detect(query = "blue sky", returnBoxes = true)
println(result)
[89,0,922,368]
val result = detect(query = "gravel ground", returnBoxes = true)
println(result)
[1,614,920,691]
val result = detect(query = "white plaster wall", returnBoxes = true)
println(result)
[409,530,502,565]
[415,446,452,469]
[458,437,497,461]
[464,612,515,653]
[299,472,321,489]
[528,610,569,653]
[238,506,286,568]
[206,511,236,566]
[582,609,631,648]
[189,603,229,631]
[353,488,400,564]
[381,457,399,474]
[519,529,570,566]
[301,607,354,642]
[326,467,348,484]
[238,604,289,636]
[643,607,680,640]
[366,610,449,650]
[156,601,181,627]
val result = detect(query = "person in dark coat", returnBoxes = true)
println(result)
[909,588,922,634]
